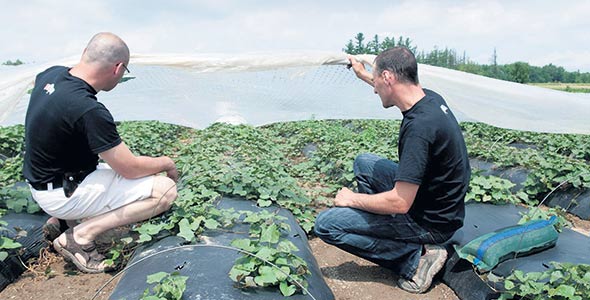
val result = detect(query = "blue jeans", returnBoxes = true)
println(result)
[314,153,438,279]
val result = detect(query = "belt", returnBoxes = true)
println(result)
[29,177,63,191]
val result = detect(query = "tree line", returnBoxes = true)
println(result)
[1,59,24,66]
[343,33,590,84]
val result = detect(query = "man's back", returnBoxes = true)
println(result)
[397,89,470,235]
[23,66,120,184]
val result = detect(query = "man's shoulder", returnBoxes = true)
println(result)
[422,89,446,104]
[403,89,455,138]
[35,66,66,84]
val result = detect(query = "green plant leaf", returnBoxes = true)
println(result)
[204,218,220,229]
[146,272,168,284]
[257,199,272,207]
[549,284,576,298]
[274,266,291,281]
[280,281,297,296]
[229,265,250,282]
[254,266,278,286]
[504,279,515,290]
[255,246,277,261]
[549,270,564,283]
[277,240,299,253]
[243,212,261,223]
[137,233,152,243]
[177,218,195,242]
[0,236,22,249]
[260,223,280,244]
[231,239,257,252]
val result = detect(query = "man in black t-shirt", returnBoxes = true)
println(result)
[314,47,470,293]
[23,32,178,273]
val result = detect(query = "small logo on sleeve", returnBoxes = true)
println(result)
[44,83,55,95]
[440,104,449,114]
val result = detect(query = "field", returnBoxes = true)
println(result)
[529,82,590,93]
[1,119,589,299]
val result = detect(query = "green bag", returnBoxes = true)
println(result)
[455,216,559,272]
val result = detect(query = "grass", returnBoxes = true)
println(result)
[529,82,590,93]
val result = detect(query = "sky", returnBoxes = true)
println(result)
[1,0,589,72]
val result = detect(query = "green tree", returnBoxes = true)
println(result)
[342,34,590,84]
[366,34,380,55]
[506,62,530,83]
[380,36,396,51]
[343,40,355,54]
[542,63,565,82]
[397,36,417,53]
[354,33,366,54]
[343,33,417,55]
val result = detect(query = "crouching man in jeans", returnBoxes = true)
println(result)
[314,47,470,293]
[23,32,178,273]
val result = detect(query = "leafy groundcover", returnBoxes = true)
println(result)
[1,119,589,299]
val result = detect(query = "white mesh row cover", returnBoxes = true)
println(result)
[1,53,589,133]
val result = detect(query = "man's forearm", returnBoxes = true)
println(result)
[357,70,374,87]
[348,192,408,215]
[335,187,412,215]
[123,155,175,179]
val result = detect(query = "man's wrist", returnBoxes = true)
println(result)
[161,156,175,170]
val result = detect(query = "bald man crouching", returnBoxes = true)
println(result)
[23,32,178,273]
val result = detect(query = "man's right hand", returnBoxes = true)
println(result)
[100,142,179,181]
[348,56,374,87]
[163,157,179,182]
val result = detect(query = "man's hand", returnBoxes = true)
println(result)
[348,56,374,86]
[334,187,357,207]
[100,143,180,181]
[164,159,179,182]
[348,56,366,74]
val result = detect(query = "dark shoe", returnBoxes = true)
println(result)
[397,244,447,293]
[42,217,69,244]
[52,228,109,273]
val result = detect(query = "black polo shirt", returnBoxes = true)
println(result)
[23,66,121,184]
[395,89,471,235]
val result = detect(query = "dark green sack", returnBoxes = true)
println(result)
[455,216,559,272]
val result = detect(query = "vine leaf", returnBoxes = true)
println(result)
[280,281,297,297]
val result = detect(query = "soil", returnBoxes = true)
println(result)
[0,237,458,300]
[1,215,588,300]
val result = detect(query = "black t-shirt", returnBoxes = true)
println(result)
[23,66,121,184]
[395,89,470,235]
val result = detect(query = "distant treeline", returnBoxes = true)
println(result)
[1,59,24,66]
[343,33,590,84]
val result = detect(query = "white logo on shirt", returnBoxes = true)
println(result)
[44,83,55,95]
[440,104,449,114]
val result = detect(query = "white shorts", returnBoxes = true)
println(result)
[30,163,154,220]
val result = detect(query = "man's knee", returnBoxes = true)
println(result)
[151,176,177,210]
[353,153,376,174]
[314,209,339,240]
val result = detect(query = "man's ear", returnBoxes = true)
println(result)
[382,70,393,84]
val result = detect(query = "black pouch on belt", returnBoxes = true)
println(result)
[63,169,94,198]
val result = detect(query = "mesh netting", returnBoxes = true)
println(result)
[1,53,589,133]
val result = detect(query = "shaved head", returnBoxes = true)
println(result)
[82,32,129,67]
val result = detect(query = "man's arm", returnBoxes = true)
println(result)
[334,181,418,214]
[99,142,178,182]
[348,56,374,87]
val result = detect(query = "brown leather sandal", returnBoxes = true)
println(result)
[52,228,108,273]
